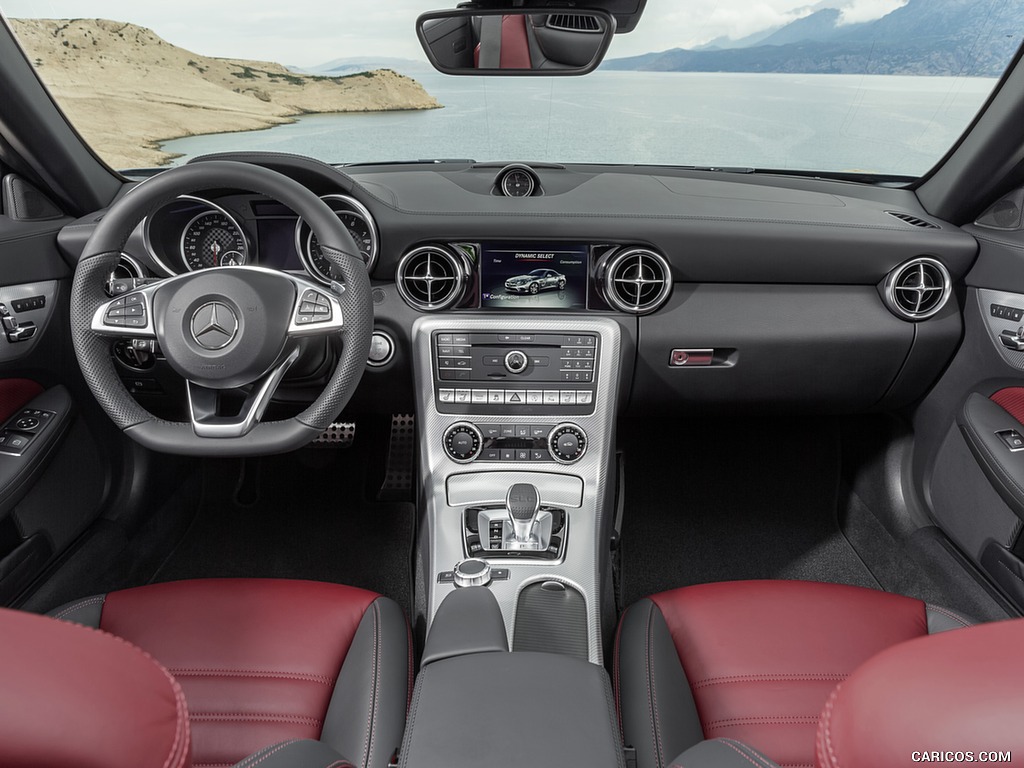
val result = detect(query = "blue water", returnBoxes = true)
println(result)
[161,71,997,176]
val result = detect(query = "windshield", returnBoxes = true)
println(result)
[2,0,1019,177]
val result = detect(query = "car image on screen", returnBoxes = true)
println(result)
[504,268,567,294]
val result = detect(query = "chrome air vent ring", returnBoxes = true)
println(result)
[598,247,673,315]
[882,257,952,321]
[396,245,471,312]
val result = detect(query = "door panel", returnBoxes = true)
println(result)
[913,189,1024,612]
[0,175,116,605]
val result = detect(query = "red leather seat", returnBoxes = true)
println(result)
[816,618,1024,768]
[0,606,190,768]
[50,578,410,768]
[614,580,973,768]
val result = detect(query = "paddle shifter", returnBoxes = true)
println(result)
[507,483,541,544]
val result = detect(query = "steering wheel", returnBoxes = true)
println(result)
[70,161,373,456]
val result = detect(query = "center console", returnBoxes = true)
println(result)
[413,315,622,664]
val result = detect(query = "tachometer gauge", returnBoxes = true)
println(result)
[180,210,248,270]
[295,195,378,285]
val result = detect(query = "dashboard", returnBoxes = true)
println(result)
[56,153,981,416]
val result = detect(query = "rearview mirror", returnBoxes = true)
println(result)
[416,8,616,76]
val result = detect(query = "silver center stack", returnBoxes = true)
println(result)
[413,316,622,665]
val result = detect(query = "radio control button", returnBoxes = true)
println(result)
[453,334,470,345]
[527,390,544,404]
[488,390,504,404]
[438,334,453,344]
[504,350,529,374]
[543,390,560,404]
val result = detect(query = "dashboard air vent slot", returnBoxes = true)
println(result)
[886,211,939,229]
[396,245,470,312]
[882,257,951,321]
[599,247,673,315]
[547,14,602,32]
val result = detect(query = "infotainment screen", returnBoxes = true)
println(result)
[479,242,589,310]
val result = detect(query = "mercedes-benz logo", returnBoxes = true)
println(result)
[190,301,238,350]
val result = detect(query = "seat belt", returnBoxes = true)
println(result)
[478,15,503,68]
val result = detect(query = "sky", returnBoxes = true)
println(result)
[0,0,908,67]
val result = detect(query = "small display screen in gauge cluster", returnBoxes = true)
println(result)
[480,243,588,310]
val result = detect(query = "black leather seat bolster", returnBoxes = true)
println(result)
[232,739,355,768]
[614,598,704,768]
[670,739,781,768]
[46,593,107,626]
[926,603,975,633]
[321,596,411,768]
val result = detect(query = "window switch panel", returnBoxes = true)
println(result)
[997,429,1024,451]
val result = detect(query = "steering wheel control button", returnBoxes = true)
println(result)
[453,558,492,588]
[444,422,483,463]
[549,423,588,464]
[504,350,529,374]
[368,331,395,367]
[295,289,334,325]
[104,292,149,329]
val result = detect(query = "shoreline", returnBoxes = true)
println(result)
[148,103,443,168]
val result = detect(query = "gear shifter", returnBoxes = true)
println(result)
[506,483,541,544]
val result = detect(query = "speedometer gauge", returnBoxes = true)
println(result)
[181,210,248,271]
[295,195,378,285]
[307,213,373,273]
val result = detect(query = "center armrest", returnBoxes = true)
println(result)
[422,586,509,666]
[400,651,625,768]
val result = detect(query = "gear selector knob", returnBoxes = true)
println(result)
[506,483,541,543]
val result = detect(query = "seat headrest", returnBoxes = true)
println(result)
[817,618,1024,768]
[0,607,190,768]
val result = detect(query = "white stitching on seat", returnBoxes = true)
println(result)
[926,604,972,629]
[646,602,666,768]
[51,595,105,622]
[360,600,381,768]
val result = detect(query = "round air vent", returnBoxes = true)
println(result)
[395,245,471,312]
[598,247,673,315]
[882,257,952,321]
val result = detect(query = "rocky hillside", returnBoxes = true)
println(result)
[11,18,442,168]
[605,0,1023,76]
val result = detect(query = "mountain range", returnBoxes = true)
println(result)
[605,0,1023,76]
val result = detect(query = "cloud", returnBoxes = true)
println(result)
[836,0,909,25]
